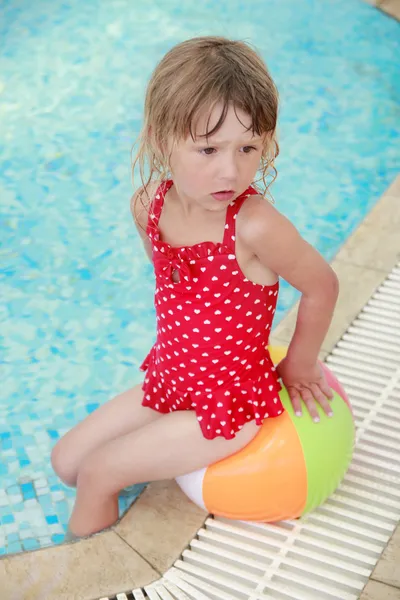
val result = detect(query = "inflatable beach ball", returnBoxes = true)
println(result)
[176,347,355,522]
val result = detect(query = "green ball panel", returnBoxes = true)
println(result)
[279,387,355,514]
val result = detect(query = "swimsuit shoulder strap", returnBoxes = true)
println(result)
[222,185,260,251]
[146,180,173,236]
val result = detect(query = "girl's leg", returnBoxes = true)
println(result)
[51,384,162,487]
[68,411,260,537]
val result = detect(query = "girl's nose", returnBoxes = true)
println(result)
[219,153,238,182]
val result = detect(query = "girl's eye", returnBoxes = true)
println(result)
[242,146,257,153]
[200,146,257,155]
[201,147,216,155]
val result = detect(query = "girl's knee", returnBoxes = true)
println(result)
[51,438,78,487]
[76,450,115,496]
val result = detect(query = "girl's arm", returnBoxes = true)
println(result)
[239,196,339,421]
[130,185,156,262]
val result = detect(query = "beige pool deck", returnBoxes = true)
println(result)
[370,0,400,20]
[0,171,399,599]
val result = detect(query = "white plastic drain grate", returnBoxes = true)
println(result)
[98,262,400,600]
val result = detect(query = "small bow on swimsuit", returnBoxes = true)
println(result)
[156,257,191,282]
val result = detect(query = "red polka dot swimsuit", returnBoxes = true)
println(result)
[140,180,284,440]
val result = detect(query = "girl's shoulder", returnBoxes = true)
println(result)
[237,192,298,249]
[238,191,279,229]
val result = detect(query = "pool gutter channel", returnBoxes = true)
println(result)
[96,260,400,599]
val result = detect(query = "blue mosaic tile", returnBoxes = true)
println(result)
[45,515,59,525]
[22,538,40,551]
[7,542,23,554]
[2,515,15,525]
[51,534,65,545]
[1,0,399,557]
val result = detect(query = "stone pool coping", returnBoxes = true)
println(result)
[369,0,400,21]
[0,175,399,600]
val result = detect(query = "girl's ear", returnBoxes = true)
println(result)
[148,127,172,172]
[262,131,276,157]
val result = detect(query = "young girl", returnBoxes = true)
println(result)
[52,36,339,538]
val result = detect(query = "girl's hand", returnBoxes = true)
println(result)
[276,357,334,422]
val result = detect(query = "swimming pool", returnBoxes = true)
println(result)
[0,0,399,556]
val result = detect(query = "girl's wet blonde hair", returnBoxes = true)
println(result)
[131,36,279,209]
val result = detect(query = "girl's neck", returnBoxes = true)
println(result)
[165,181,213,219]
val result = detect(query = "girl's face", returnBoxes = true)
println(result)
[168,103,265,211]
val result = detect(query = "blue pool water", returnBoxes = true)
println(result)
[0,0,399,555]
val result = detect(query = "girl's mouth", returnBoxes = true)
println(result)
[211,190,235,201]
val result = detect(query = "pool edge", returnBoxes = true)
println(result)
[0,174,399,600]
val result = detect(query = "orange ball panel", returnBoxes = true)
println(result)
[203,410,307,521]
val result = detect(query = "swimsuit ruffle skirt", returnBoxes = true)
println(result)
[140,180,284,440]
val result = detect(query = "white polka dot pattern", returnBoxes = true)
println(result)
[140,180,284,440]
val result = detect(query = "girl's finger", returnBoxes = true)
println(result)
[300,387,320,423]
[319,377,334,400]
[288,387,302,417]
[311,383,333,417]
